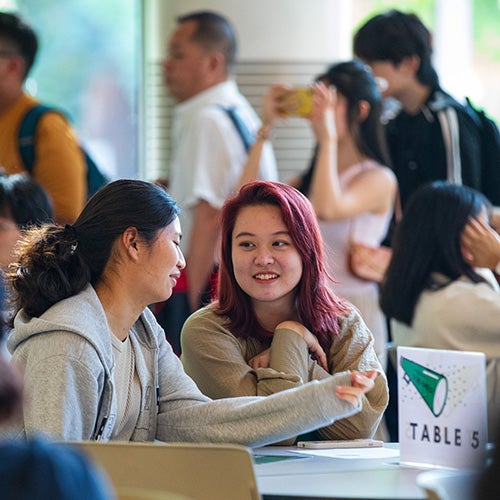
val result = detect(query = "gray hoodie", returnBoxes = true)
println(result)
[8,285,361,446]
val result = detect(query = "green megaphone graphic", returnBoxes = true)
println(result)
[400,357,448,417]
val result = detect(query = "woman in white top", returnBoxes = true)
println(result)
[302,62,397,369]
[380,181,500,432]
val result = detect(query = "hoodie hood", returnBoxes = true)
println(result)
[7,284,113,375]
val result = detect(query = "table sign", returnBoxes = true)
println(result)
[397,346,487,469]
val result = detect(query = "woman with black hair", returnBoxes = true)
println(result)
[380,181,500,432]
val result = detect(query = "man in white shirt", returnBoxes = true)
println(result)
[161,11,278,353]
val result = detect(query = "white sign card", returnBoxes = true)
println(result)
[397,346,487,470]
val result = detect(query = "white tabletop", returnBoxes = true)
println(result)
[253,444,428,500]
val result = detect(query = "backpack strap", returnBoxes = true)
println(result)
[429,90,466,186]
[218,106,255,152]
[436,106,462,185]
[18,105,63,173]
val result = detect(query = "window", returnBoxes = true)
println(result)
[5,0,141,179]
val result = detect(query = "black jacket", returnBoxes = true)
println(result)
[386,88,499,208]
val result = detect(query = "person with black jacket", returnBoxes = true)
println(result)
[353,9,500,211]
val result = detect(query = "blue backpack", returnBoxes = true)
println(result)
[18,105,110,199]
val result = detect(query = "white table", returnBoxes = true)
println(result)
[253,444,428,500]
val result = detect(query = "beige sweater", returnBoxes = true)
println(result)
[181,305,388,441]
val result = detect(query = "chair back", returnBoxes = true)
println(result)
[63,441,260,500]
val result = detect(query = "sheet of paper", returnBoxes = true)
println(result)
[288,447,400,460]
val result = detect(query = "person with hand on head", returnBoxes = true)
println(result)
[380,181,500,433]
[0,11,86,224]
[158,10,278,354]
[6,179,376,445]
[181,181,388,444]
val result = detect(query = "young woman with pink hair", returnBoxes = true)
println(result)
[181,181,388,442]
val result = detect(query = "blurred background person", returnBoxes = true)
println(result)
[0,11,86,224]
[0,172,53,270]
[353,9,500,210]
[158,10,278,355]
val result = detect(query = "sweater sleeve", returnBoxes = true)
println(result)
[180,307,388,442]
[181,308,319,398]
[158,310,364,447]
[315,309,389,440]
[181,308,339,445]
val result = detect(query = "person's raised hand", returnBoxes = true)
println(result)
[461,217,500,270]
[308,81,337,144]
[336,370,378,406]
[262,84,290,126]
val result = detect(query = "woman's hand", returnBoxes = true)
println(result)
[248,348,271,369]
[308,81,337,144]
[349,242,392,284]
[276,321,328,371]
[336,370,378,406]
[262,84,290,126]
[461,217,500,269]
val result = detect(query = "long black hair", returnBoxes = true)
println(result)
[380,181,489,325]
[298,60,391,195]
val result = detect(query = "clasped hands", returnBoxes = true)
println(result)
[248,320,377,407]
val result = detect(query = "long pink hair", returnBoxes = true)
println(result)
[215,181,349,351]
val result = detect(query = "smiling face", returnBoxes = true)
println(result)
[141,216,185,304]
[231,204,303,314]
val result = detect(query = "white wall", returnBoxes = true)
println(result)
[142,0,352,181]
[145,0,352,62]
